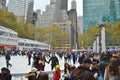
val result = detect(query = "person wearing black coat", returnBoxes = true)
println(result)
[48,53,59,70]
[5,51,12,68]
[27,52,32,65]
[0,67,12,80]
[70,58,95,80]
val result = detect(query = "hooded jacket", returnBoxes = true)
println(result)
[53,69,61,80]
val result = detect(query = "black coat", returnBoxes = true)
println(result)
[48,56,59,66]
[0,73,12,80]
[5,54,11,60]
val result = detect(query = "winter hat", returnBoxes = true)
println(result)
[31,67,37,72]
[55,65,60,71]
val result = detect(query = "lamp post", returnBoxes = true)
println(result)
[93,38,96,53]
[100,24,106,53]
[96,34,100,53]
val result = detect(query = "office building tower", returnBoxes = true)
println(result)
[54,21,72,50]
[67,0,79,49]
[36,4,55,28]
[8,0,34,23]
[68,9,79,49]
[83,0,120,32]
[61,0,68,10]
[34,9,41,27]
[50,0,56,5]
[26,0,34,23]
[77,16,83,35]
[54,0,68,23]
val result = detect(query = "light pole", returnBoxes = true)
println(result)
[96,34,100,53]
[93,38,96,53]
[100,24,106,53]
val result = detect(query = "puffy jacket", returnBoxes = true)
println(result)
[53,69,61,80]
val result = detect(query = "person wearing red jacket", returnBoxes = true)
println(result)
[53,65,61,80]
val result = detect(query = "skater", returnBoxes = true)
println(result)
[0,67,12,80]
[37,53,48,71]
[5,51,12,68]
[48,53,59,70]
[53,65,61,80]
[27,52,32,65]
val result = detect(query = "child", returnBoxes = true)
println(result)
[53,65,61,80]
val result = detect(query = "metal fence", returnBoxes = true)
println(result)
[11,70,64,80]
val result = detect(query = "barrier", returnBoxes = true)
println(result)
[11,70,64,80]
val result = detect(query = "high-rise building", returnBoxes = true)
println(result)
[83,0,120,32]
[37,0,68,28]
[8,0,34,23]
[50,0,56,5]
[35,9,41,27]
[61,0,68,10]
[54,0,68,23]
[26,0,34,23]
[68,9,79,49]
[35,0,56,28]
[36,4,56,28]
[77,16,83,35]
[67,0,79,49]
[54,21,72,50]
[0,0,7,10]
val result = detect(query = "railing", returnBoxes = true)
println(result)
[12,70,64,80]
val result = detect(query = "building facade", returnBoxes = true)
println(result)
[35,0,56,28]
[36,5,55,28]
[54,0,68,23]
[68,9,79,49]
[77,16,83,35]
[37,0,68,28]
[61,0,68,10]
[33,9,41,27]
[83,0,120,32]
[8,0,34,23]
[0,0,7,10]
[54,21,72,50]
[26,0,34,23]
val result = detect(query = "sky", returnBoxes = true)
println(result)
[7,0,83,16]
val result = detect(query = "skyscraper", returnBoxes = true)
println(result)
[54,0,68,23]
[61,0,68,10]
[35,0,56,28]
[50,0,56,5]
[8,0,34,23]
[77,16,83,35]
[83,0,120,32]
[26,0,34,23]
[67,0,79,49]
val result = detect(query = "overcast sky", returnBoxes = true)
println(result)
[7,0,83,16]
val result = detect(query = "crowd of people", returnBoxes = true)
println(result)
[0,49,120,80]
